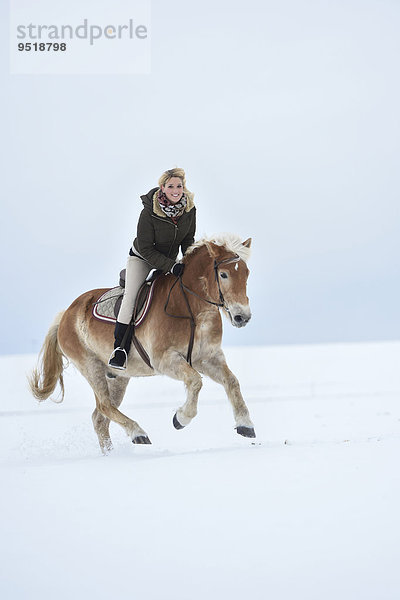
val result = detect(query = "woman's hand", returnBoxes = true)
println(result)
[171,263,185,277]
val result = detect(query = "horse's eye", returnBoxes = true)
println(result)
[220,272,228,279]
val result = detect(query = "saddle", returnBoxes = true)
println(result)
[92,269,163,326]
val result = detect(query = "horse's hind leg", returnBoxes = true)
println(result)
[92,375,130,453]
[197,350,256,438]
[86,359,151,448]
[157,350,203,429]
[92,400,112,454]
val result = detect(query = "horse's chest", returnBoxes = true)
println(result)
[196,317,213,335]
[194,313,221,350]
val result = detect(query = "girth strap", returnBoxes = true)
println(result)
[131,333,153,369]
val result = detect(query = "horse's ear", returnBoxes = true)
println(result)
[242,238,252,249]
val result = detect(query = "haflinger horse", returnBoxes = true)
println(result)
[29,234,256,453]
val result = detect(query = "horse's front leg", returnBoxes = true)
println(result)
[197,350,256,438]
[157,350,203,429]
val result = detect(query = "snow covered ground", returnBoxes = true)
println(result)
[1,342,400,600]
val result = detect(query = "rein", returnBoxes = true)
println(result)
[164,254,240,366]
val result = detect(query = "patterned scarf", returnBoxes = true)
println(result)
[157,189,187,224]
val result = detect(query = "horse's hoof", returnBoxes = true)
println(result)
[101,444,113,456]
[173,413,184,430]
[236,426,256,438]
[132,435,152,445]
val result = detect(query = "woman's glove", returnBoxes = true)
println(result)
[171,263,185,277]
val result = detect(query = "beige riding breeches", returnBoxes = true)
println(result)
[117,255,153,325]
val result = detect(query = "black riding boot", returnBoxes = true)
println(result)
[108,321,133,370]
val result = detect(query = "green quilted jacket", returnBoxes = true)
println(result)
[132,187,196,272]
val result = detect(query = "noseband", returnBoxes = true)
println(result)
[164,253,241,365]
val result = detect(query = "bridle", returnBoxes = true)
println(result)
[164,253,241,365]
[183,254,240,309]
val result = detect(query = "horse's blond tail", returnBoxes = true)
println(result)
[29,311,67,403]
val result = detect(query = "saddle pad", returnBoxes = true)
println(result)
[92,283,156,327]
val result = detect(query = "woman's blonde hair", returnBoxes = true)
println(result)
[158,167,192,197]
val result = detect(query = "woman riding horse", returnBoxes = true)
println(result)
[109,167,196,369]
[29,233,255,451]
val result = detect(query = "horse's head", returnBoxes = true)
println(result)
[185,235,252,328]
[212,237,252,327]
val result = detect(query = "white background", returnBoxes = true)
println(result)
[1,0,399,354]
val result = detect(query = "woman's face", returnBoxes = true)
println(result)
[162,177,184,203]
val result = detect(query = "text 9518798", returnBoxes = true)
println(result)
[18,43,67,52]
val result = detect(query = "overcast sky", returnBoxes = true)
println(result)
[1,0,399,355]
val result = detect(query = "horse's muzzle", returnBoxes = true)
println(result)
[230,307,252,328]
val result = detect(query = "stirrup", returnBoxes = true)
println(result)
[108,347,128,370]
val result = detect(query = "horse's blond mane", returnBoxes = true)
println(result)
[185,234,251,263]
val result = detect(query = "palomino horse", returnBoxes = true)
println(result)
[29,235,256,453]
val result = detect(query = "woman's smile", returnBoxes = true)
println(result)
[162,177,183,203]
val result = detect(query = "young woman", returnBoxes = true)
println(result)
[108,167,196,369]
